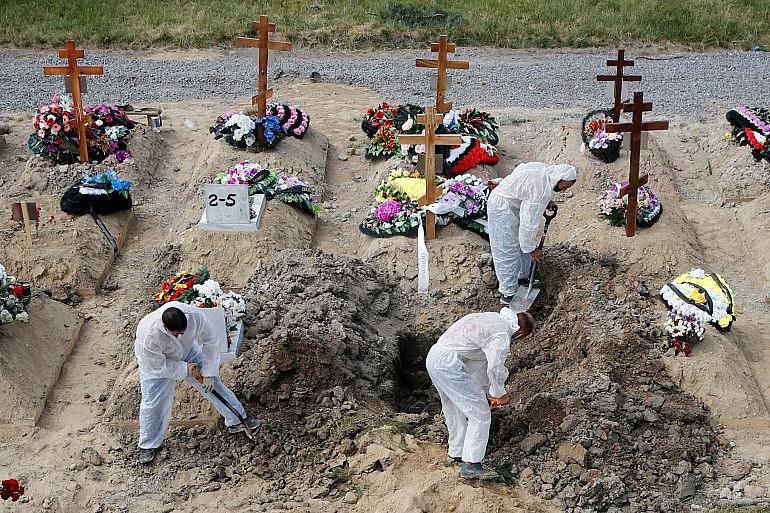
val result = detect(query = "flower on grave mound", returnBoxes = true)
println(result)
[28,95,135,165]
[1,478,24,502]
[153,267,210,307]
[190,279,246,331]
[214,161,320,217]
[444,135,500,175]
[373,167,443,203]
[268,103,310,138]
[597,181,662,228]
[363,103,425,160]
[60,169,132,216]
[660,268,736,333]
[725,106,770,162]
[435,173,490,237]
[361,101,401,138]
[581,109,623,164]
[443,108,500,146]
[359,198,422,238]
[663,308,706,356]
[0,264,32,325]
[210,108,286,151]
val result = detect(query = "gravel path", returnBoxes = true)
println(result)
[2,47,769,118]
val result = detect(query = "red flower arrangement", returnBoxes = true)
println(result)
[153,267,209,306]
[1,479,24,501]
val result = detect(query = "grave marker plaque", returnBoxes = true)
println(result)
[204,184,251,225]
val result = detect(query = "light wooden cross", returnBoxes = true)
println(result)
[43,40,103,163]
[236,15,292,117]
[398,106,462,240]
[596,49,641,122]
[606,91,669,237]
[415,35,469,114]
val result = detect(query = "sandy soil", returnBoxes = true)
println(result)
[1,62,769,512]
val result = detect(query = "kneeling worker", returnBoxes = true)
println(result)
[426,307,535,480]
[134,301,261,464]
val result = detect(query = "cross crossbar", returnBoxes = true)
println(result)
[42,40,103,163]
[596,49,641,122]
[415,35,469,114]
[398,106,462,240]
[236,15,292,117]
[605,91,669,237]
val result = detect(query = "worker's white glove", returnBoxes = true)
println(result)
[202,376,215,393]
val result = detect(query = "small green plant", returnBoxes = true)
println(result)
[323,466,351,485]
[707,160,714,175]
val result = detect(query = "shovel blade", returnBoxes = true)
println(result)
[507,287,540,312]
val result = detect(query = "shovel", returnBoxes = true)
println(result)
[191,364,255,441]
[508,205,558,312]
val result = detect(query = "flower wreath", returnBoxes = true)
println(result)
[581,109,623,164]
[359,198,422,238]
[0,264,32,325]
[444,136,500,175]
[373,167,443,203]
[268,103,310,138]
[659,268,736,332]
[434,173,489,237]
[726,106,770,162]
[214,161,320,216]
[443,108,500,146]
[60,169,133,216]
[210,109,286,151]
[361,101,401,137]
[153,267,210,306]
[28,95,135,165]
[362,103,425,160]
[597,181,662,228]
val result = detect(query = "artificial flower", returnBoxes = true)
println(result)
[597,181,662,227]
[660,269,736,331]
[1,478,24,501]
[581,109,623,163]
[359,198,422,238]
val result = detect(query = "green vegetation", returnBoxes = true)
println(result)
[0,0,767,50]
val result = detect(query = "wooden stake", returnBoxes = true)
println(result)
[399,106,462,240]
[236,15,292,117]
[415,35,469,114]
[43,40,103,163]
[606,91,669,237]
[19,202,34,247]
[596,49,641,122]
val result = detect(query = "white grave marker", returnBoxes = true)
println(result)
[198,184,266,231]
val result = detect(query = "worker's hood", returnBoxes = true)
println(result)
[545,163,577,189]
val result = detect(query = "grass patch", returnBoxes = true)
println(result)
[0,0,767,50]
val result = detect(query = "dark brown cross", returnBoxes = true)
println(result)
[236,15,292,117]
[596,49,641,122]
[415,35,469,114]
[398,106,462,240]
[606,91,669,237]
[43,40,103,163]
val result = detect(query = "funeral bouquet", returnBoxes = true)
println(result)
[214,161,320,216]
[443,135,500,175]
[0,264,32,325]
[191,279,246,330]
[374,167,441,203]
[362,103,425,160]
[153,267,210,306]
[725,106,770,162]
[0,478,24,502]
[663,308,706,356]
[435,173,489,236]
[660,268,736,331]
[359,198,422,238]
[597,181,662,227]
[268,103,310,138]
[443,108,499,145]
[581,109,623,163]
[28,95,135,164]
[210,108,286,150]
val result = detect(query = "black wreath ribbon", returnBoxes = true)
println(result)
[666,281,714,316]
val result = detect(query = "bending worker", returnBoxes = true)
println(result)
[487,162,577,304]
[426,307,535,480]
[134,301,261,464]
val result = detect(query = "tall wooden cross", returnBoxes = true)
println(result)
[415,35,469,114]
[398,106,462,240]
[236,15,292,117]
[43,40,103,163]
[596,49,641,122]
[606,91,669,237]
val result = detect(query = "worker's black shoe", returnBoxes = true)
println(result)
[227,417,261,435]
[139,448,157,465]
[499,294,514,305]
[460,462,501,480]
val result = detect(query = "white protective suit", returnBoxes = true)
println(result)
[487,162,577,296]
[425,308,521,464]
[134,301,248,450]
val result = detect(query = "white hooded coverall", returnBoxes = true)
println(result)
[426,308,521,464]
[487,162,577,296]
[134,301,248,450]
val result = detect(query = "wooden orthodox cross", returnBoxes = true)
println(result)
[236,15,292,117]
[606,91,669,237]
[43,40,103,163]
[415,35,469,114]
[596,49,641,122]
[398,106,462,240]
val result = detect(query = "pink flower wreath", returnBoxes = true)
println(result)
[268,103,310,138]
